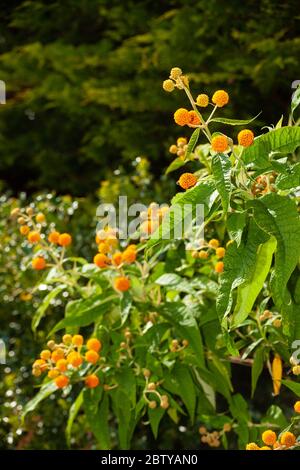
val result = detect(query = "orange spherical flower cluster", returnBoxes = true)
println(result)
[216,247,226,259]
[139,203,169,239]
[93,228,138,273]
[114,276,131,292]
[174,108,202,127]
[20,225,30,235]
[58,233,72,247]
[188,110,201,126]
[85,374,100,388]
[48,231,60,244]
[196,94,209,107]
[238,129,254,147]
[262,430,277,446]
[32,257,46,270]
[215,261,224,273]
[208,239,220,249]
[178,173,198,190]
[32,335,102,390]
[211,135,229,153]
[246,428,298,450]
[174,108,190,126]
[94,253,110,268]
[246,442,260,450]
[27,230,41,243]
[294,401,300,413]
[280,431,296,448]
[122,247,137,263]
[36,212,46,223]
[212,90,229,107]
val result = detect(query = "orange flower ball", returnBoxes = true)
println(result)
[86,338,102,352]
[280,431,296,448]
[51,348,65,363]
[48,231,60,244]
[122,249,137,264]
[58,233,72,247]
[85,350,99,364]
[211,135,229,153]
[262,430,277,446]
[174,108,190,126]
[215,261,224,273]
[111,251,122,266]
[188,110,201,126]
[27,231,41,243]
[212,90,229,107]
[94,253,110,268]
[294,401,300,413]
[36,213,46,223]
[114,276,131,292]
[55,375,69,389]
[85,374,100,388]
[238,129,254,147]
[178,173,198,190]
[72,335,84,347]
[20,225,30,235]
[32,257,46,270]
[56,359,68,372]
[216,247,226,259]
[67,352,83,368]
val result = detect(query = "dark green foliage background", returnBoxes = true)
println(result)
[0,0,299,195]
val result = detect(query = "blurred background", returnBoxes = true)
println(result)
[0,0,299,450]
[0,0,299,196]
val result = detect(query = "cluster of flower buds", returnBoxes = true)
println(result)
[10,205,72,270]
[139,202,169,239]
[259,309,282,327]
[251,173,277,196]
[169,137,188,159]
[142,372,170,410]
[199,423,231,448]
[162,67,189,93]
[169,338,189,353]
[32,334,102,389]
[190,238,226,273]
[290,356,300,376]
[246,422,300,450]
[93,227,139,292]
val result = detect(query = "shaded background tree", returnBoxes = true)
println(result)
[0,0,299,195]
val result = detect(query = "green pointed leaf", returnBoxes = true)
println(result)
[157,302,204,366]
[172,364,196,422]
[217,219,269,321]
[242,126,300,168]
[66,391,83,447]
[227,211,246,246]
[165,157,186,175]
[115,369,136,407]
[250,194,300,336]
[276,162,300,190]
[22,381,57,423]
[83,388,110,449]
[232,236,277,327]
[282,379,300,397]
[49,294,117,334]
[291,85,300,117]
[111,389,134,449]
[146,181,216,250]
[210,113,260,126]
[148,407,165,439]
[211,153,232,211]
[32,285,65,333]
[185,127,200,159]
[251,347,264,397]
